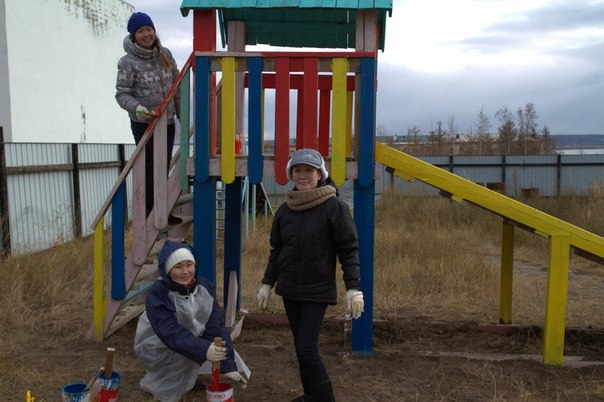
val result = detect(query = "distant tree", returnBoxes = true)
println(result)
[447,115,459,137]
[407,125,422,143]
[474,107,491,135]
[523,102,538,137]
[540,125,556,154]
[495,107,517,154]
[516,102,539,154]
[468,107,494,155]
[428,121,448,155]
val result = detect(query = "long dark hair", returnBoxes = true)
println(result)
[154,36,173,70]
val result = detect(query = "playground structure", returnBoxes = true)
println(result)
[88,0,604,366]
[90,0,391,356]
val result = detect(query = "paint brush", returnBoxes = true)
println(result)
[210,337,222,390]
[84,366,104,391]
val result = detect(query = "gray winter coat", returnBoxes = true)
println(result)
[115,36,180,124]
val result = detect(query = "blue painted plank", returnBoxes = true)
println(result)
[111,183,126,300]
[248,57,264,184]
[224,179,243,309]
[194,178,217,284]
[358,57,376,187]
[352,180,374,355]
[195,56,211,182]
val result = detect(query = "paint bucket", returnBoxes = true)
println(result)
[92,371,121,402]
[206,383,234,402]
[61,382,91,402]
[235,132,243,155]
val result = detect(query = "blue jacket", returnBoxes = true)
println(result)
[144,240,236,372]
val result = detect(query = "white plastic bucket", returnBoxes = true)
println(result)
[206,383,233,402]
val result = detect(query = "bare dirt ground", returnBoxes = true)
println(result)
[5,243,604,401]
[13,309,604,402]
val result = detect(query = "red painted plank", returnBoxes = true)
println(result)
[296,89,304,148]
[249,74,355,91]
[318,89,330,156]
[275,58,290,185]
[302,58,318,150]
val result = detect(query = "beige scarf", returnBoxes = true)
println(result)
[286,186,336,211]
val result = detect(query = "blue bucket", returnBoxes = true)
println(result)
[61,382,90,402]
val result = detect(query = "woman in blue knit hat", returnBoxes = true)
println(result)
[115,12,182,224]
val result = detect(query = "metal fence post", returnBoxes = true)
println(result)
[0,128,11,255]
[71,143,82,238]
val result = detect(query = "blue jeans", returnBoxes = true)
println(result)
[283,298,330,392]
[131,121,175,216]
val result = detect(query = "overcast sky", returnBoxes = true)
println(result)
[126,0,604,136]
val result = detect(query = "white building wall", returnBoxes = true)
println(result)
[3,0,134,143]
[0,1,11,140]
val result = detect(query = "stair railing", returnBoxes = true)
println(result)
[90,53,195,340]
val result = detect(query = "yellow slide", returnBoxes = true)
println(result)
[375,142,604,365]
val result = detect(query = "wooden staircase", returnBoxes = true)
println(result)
[102,191,195,338]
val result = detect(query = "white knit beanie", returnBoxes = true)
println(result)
[164,247,195,275]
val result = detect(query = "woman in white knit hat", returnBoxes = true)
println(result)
[134,240,248,401]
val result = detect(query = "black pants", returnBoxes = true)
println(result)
[131,120,176,216]
[283,299,330,393]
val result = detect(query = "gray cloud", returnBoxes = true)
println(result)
[127,0,604,136]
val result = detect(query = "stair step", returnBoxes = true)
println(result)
[106,303,146,337]
[137,263,159,282]
[125,280,156,303]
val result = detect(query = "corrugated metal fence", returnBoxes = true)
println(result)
[2,134,604,255]
[0,130,136,254]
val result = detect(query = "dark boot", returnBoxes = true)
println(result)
[309,380,335,402]
[291,396,315,402]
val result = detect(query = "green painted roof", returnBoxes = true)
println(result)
[181,0,392,50]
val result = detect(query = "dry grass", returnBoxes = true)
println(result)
[2,192,604,399]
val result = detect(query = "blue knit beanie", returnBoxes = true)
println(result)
[127,12,155,37]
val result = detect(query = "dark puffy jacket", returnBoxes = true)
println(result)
[144,240,236,371]
[262,187,361,304]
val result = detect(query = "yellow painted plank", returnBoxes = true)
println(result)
[221,57,236,184]
[543,233,570,365]
[500,221,514,324]
[93,219,105,341]
[375,142,604,260]
[346,90,353,157]
[331,58,348,186]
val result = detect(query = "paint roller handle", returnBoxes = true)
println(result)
[103,347,115,378]
[212,337,224,371]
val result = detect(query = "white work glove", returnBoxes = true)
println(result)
[135,104,154,121]
[345,289,364,319]
[206,343,227,362]
[257,284,272,310]
[224,371,248,385]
